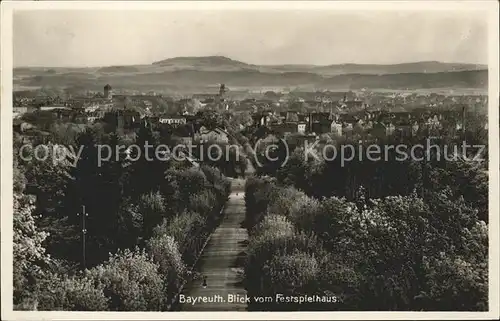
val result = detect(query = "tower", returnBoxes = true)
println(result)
[104,84,113,100]
[217,84,228,103]
[219,84,226,98]
[215,83,227,109]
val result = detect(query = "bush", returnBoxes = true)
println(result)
[188,189,217,218]
[267,187,309,218]
[244,176,278,230]
[87,248,165,311]
[252,214,295,239]
[266,252,319,296]
[147,235,186,301]
[300,196,359,251]
[138,191,166,238]
[153,211,206,267]
[420,221,488,311]
[37,273,109,311]
[287,196,321,231]
[246,226,323,298]
[245,175,489,311]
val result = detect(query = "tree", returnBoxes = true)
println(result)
[36,273,109,311]
[128,124,165,198]
[154,211,205,265]
[265,252,319,310]
[87,248,165,311]
[195,110,223,130]
[138,191,166,239]
[147,235,186,301]
[66,129,133,265]
[13,192,50,309]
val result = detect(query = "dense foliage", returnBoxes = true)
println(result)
[244,174,488,311]
[13,123,231,311]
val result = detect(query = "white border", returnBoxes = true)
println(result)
[1,1,499,320]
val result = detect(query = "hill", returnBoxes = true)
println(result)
[14,69,488,93]
[14,56,486,76]
[97,65,140,73]
[314,61,484,76]
[319,70,488,89]
[153,55,251,67]
[13,56,488,93]
[151,56,485,75]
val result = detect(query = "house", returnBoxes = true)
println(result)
[171,123,195,146]
[252,113,272,127]
[13,106,36,118]
[386,123,396,136]
[425,115,442,129]
[330,120,342,136]
[52,108,76,121]
[86,111,103,123]
[310,122,331,135]
[38,105,69,112]
[175,136,193,146]
[271,122,299,136]
[395,122,413,138]
[103,109,141,130]
[196,126,229,144]
[371,122,396,138]
[159,115,187,126]
[412,121,420,136]
[287,133,318,149]
[193,94,216,104]
[308,112,334,135]
[87,116,98,123]
[285,111,299,122]
[298,122,307,134]
[344,99,364,110]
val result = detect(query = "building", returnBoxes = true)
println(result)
[217,84,227,103]
[103,109,140,130]
[308,112,332,135]
[104,84,113,100]
[38,105,69,112]
[298,122,307,134]
[196,126,229,144]
[252,113,272,127]
[285,111,299,122]
[330,120,343,136]
[386,123,396,136]
[13,106,35,118]
[271,122,299,135]
[159,115,187,126]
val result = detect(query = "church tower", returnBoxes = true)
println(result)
[218,84,227,101]
[104,84,113,100]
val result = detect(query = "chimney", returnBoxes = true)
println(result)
[309,112,313,133]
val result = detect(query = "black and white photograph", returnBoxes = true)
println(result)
[1,0,499,319]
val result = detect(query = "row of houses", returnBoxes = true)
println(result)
[251,106,478,140]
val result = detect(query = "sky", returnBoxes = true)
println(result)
[13,10,488,67]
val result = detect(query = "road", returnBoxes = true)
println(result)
[178,178,249,311]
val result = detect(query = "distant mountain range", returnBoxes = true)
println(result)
[151,56,486,75]
[13,56,488,93]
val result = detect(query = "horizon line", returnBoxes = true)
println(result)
[13,56,488,69]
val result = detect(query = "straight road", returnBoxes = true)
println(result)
[178,178,249,311]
